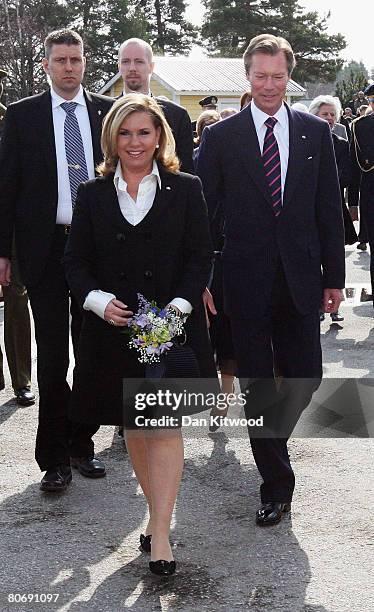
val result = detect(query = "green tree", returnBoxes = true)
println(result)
[65,0,148,91]
[0,0,70,101]
[137,0,197,54]
[335,62,368,108]
[201,0,346,83]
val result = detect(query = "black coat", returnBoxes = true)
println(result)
[332,132,357,245]
[0,89,113,287]
[64,166,215,424]
[196,103,345,319]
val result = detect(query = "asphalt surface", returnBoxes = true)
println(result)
[0,241,373,612]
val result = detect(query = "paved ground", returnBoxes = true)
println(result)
[0,242,373,612]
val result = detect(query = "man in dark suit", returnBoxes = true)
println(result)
[350,84,374,302]
[197,34,345,525]
[117,38,194,173]
[0,29,113,492]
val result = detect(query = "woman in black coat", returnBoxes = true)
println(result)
[64,94,215,576]
[309,95,358,321]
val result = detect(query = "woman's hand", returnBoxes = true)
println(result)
[104,299,133,327]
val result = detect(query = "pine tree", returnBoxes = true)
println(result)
[0,0,70,100]
[137,0,197,54]
[201,0,346,83]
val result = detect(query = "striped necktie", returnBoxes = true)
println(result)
[262,117,282,217]
[60,101,89,207]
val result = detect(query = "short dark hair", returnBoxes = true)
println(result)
[44,29,83,59]
[243,34,296,76]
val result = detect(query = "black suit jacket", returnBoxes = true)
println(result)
[196,103,345,318]
[117,93,194,173]
[63,167,215,423]
[0,89,113,286]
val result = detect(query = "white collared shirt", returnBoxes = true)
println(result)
[51,85,95,224]
[113,159,161,225]
[83,160,192,318]
[250,100,289,195]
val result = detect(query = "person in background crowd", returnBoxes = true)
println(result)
[354,91,369,114]
[343,107,354,122]
[0,67,35,406]
[358,104,369,117]
[193,110,220,169]
[309,95,357,322]
[0,242,35,405]
[197,33,345,526]
[350,84,374,307]
[0,29,113,492]
[118,38,194,174]
[240,91,252,110]
[220,108,238,119]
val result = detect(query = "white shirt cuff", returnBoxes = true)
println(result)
[83,290,116,320]
[169,297,193,315]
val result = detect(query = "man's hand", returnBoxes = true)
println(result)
[322,288,344,314]
[349,207,359,222]
[0,258,11,285]
[104,299,133,327]
[203,287,217,328]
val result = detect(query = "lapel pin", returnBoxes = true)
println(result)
[301,135,307,139]
[307,156,313,160]
[166,186,171,190]
[98,110,102,116]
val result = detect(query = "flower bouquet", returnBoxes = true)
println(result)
[126,294,185,365]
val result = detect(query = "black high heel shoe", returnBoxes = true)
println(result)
[139,533,152,553]
[149,560,176,576]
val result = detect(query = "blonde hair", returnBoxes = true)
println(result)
[195,110,220,145]
[97,94,180,175]
[243,34,296,76]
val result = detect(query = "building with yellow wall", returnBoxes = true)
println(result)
[99,56,306,120]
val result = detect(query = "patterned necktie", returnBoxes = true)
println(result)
[60,102,89,207]
[262,117,282,217]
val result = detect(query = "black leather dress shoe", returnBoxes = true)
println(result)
[149,560,176,576]
[330,312,344,322]
[70,456,106,478]
[40,465,72,492]
[140,533,152,553]
[16,387,36,406]
[256,502,291,526]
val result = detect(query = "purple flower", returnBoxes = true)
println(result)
[160,342,173,353]
[133,314,149,329]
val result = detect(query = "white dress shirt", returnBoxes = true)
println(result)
[83,160,192,319]
[250,100,289,196]
[51,85,95,224]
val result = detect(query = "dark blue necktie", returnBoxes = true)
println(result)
[262,117,282,217]
[60,102,89,207]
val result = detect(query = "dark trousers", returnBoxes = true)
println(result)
[26,228,99,471]
[229,264,322,503]
[0,248,31,391]
[360,180,374,304]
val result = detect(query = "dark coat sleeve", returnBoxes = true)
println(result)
[174,107,194,174]
[64,182,100,308]
[333,134,351,188]
[173,175,213,307]
[0,104,19,258]
[195,125,224,226]
[315,123,345,289]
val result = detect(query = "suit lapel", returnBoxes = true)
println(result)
[283,106,309,207]
[233,106,273,206]
[38,91,58,189]
[84,90,104,167]
[100,164,175,231]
